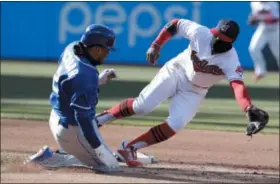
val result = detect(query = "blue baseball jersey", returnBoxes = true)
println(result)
[50,41,101,149]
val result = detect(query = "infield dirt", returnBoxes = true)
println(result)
[1,119,279,183]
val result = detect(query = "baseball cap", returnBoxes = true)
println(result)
[210,19,240,43]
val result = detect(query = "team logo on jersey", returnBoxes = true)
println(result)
[191,51,224,75]
[235,65,243,77]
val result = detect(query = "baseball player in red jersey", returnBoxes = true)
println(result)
[95,19,269,167]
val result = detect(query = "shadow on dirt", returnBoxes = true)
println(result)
[6,162,278,183]
[107,165,280,183]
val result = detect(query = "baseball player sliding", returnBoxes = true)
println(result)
[96,18,269,167]
[248,1,279,81]
[25,24,120,172]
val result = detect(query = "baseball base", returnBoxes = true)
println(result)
[113,151,159,165]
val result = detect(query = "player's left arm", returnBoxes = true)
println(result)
[224,61,269,136]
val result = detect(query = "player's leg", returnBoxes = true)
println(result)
[96,63,178,127]
[28,110,117,172]
[249,25,268,80]
[25,111,89,169]
[117,83,206,167]
[267,27,279,68]
[122,90,206,150]
[53,116,118,172]
[25,146,90,169]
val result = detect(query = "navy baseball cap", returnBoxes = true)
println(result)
[210,19,240,43]
[81,24,116,51]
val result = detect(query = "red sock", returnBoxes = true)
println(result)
[106,98,135,119]
[126,122,176,150]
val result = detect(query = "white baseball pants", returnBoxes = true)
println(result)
[249,23,279,76]
[48,110,111,170]
[132,59,208,132]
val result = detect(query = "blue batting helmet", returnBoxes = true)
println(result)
[81,24,116,51]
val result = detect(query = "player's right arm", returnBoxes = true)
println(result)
[146,19,208,65]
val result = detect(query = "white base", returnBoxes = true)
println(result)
[113,151,159,165]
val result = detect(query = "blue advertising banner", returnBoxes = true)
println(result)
[1,2,255,68]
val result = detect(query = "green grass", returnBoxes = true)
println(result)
[1,60,279,86]
[1,60,279,134]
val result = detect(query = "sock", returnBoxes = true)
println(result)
[126,122,176,150]
[107,98,135,118]
[96,98,135,126]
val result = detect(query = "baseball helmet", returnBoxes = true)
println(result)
[210,19,240,43]
[81,24,116,51]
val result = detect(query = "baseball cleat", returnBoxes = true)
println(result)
[116,141,143,167]
[24,145,53,165]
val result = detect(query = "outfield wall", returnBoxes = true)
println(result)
[0,2,261,69]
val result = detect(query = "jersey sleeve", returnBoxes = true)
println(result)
[222,53,244,82]
[177,19,209,42]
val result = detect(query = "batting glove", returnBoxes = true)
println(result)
[98,68,117,85]
[146,43,160,65]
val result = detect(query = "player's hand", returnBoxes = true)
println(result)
[245,105,269,136]
[94,144,120,172]
[98,68,117,85]
[146,43,160,65]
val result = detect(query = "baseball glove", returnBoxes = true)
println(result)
[246,105,269,136]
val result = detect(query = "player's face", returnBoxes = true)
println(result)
[97,47,110,63]
[89,47,109,64]
[210,36,232,54]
